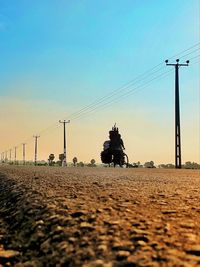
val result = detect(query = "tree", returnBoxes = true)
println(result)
[158,164,166,168]
[184,161,200,169]
[131,163,138,168]
[58,154,64,166]
[48,154,55,166]
[59,154,64,162]
[158,162,199,169]
[90,159,96,166]
[87,159,96,167]
[158,163,175,169]
[166,163,175,168]
[77,161,84,167]
[144,161,155,168]
[73,157,78,167]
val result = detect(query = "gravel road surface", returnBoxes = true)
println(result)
[0,166,200,267]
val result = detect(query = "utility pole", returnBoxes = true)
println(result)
[59,120,70,167]
[165,59,189,169]
[33,136,40,166]
[9,149,12,162]
[22,143,26,165]
[14,146,17,164]
[5,151,7,162]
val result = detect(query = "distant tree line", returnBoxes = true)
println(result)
[127,161,200,169]
[158,161,200,169]
[1,154,199,169]
[46,154,97,167]
[182,161,200,169]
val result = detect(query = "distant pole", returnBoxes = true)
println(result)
[33,135,40,166]
[59,120,70,167]
[165,59,189,169]
[14,146,17,164]
[9,149,12,162]
[5,151,7,162]
[22,143,26,165]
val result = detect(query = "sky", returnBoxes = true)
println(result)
[0,0,199,165]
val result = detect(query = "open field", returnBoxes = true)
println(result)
[0,166,200,266]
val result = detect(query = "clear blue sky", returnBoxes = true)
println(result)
[0,0,199,164]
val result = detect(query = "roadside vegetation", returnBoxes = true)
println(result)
[1,156,199,169]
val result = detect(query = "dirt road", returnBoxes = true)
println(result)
[0,165,200,266]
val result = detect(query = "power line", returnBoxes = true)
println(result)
[71,69,174,121]
[66,66,166,121]
[65,43,200,121]
[188,54,200,61]
[71,57,200,122]
[67,54,199,122]
[179,47,200,60]
[2,42,200,154]
[26,42,200,135]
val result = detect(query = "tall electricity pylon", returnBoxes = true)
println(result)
[165,59,189,169]
[59,120,70,167]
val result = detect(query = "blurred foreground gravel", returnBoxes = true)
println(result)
[0,165,200,267]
